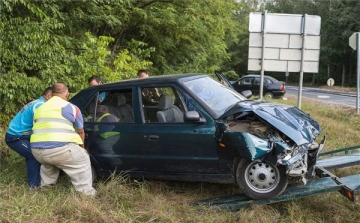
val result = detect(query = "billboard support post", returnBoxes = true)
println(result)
[349,32,360,114]
[297,14,307,109]
[260,11,267,100]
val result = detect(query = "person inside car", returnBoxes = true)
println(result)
[137,70,161,105]
[88,75,106,102]
[90,105,120,167]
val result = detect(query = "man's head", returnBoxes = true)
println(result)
[42,87,52,101]
[137,70,149,79]
[88,75,102,87]
[52,82,70,100]
[96,105,108,115]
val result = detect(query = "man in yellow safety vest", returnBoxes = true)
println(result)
[30,82,96,196]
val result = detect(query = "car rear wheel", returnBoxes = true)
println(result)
[236,159,288,200]
[264,92,274,99]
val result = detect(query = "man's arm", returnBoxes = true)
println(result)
[76,128,85,147]
[73,107,86,149]
[63,103,86,149]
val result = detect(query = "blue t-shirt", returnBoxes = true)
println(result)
[99,92,106,102]
[7,96,46,136]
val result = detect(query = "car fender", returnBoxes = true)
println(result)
[220,131,290,164]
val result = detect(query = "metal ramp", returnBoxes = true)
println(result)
[193,146,360,210]
[316,145,360,169]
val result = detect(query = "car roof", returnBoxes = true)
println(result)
[87,73,208,89]
[241,74,279,82]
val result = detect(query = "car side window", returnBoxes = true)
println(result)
[83,96,97,122]
[265,78,273,84]
[254,77,260,85]
[83,89,134,123]
[239,77,253,85]
[141,86,186,123]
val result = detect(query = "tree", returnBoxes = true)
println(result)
[0,0,249,123]
[0,0,153,122]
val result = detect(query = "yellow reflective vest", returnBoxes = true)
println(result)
[30,96,83,144]
[94,113,120,138]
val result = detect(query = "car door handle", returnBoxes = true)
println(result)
[148,135,159,141]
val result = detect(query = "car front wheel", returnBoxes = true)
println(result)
[236,159,288,200]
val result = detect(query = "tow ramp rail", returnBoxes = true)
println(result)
[193,146,360,211]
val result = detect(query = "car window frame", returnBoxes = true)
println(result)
[239,77,254,85]
[137,84,197,124]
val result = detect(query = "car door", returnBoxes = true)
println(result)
[123,85,219,174]
[215,71,235,90]
[252,77,261,94]
[233,76,254,93]
[81,88,139,171]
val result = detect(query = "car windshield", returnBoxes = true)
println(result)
[183,76,247,116]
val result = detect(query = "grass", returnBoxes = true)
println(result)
[318,86,356,93]
[1,95,360,223]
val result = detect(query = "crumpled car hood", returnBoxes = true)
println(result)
[221,100,321,145]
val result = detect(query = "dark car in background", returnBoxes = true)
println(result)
[70,73,324,200]
[232,74,286,98]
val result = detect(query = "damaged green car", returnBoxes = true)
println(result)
[70,73,325,200]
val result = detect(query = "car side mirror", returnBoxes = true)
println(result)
[184,111,206,123]
[241,90,252,99]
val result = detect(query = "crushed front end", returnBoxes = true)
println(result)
[218,101,325,186]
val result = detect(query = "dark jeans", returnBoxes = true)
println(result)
[5,133,41,187]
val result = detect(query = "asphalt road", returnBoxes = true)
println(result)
[285,85,359,107]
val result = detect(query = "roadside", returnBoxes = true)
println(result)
[286,85,357,97]
[319,85,356,93]
[287,82,356,93]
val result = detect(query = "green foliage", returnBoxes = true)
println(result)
[2,0,360,126]
[1,0,245,116]
[73,32,153,88]
[0,1,68,123]
[0,0,154,121]
[223,70,240,81]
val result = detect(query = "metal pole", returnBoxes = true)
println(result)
[298,14,307,109]
[260,11,267,100]
[357,33,360,114]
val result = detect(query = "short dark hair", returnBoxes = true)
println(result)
[88,75,102,84]
[42,87,52,96]
[52,82,68,95]
[137,70,149,77]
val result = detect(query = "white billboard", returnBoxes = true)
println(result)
[248,12,321,73]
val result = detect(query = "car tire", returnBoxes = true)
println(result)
[264,92,274,99]
[236,158,288,200]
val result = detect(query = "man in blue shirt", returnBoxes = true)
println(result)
[5,87,52,188]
